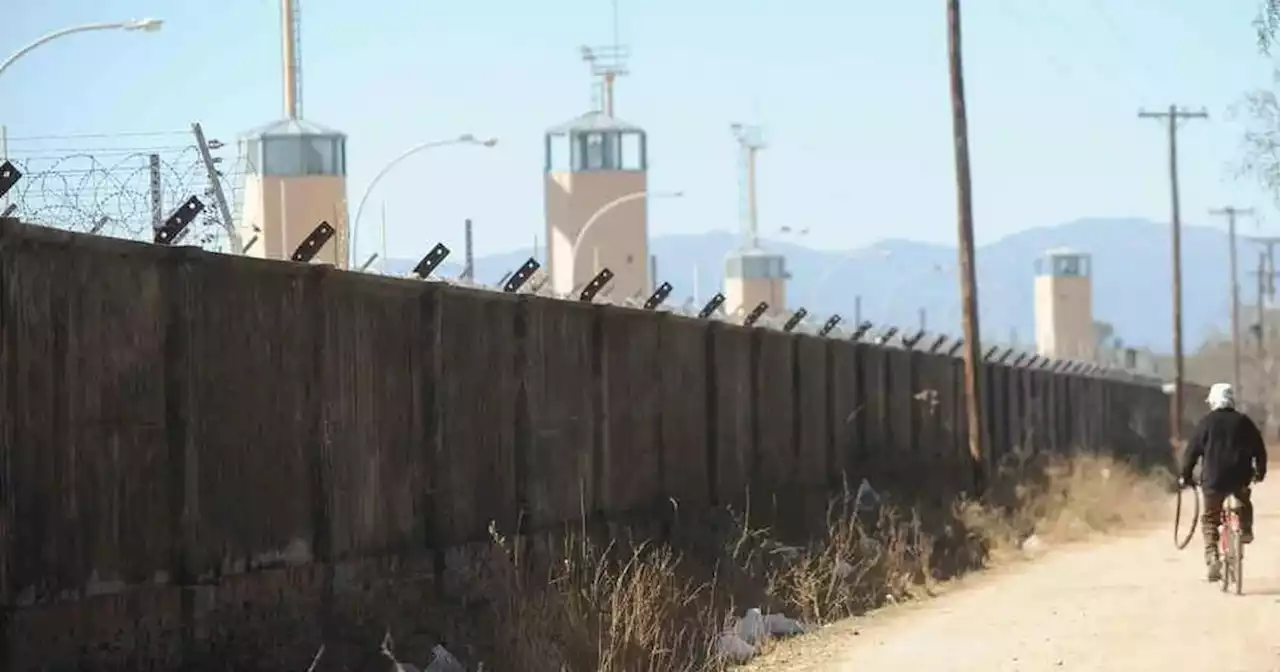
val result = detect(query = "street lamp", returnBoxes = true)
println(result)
[0,19,163,79]
[568,189,684,269]
[349,134,498,266]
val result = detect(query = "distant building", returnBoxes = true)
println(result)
[724,248,788,317]
[722,123,787,318]
[238,119,349,267]
[1033,248,1095,361]
[543,111,650,300]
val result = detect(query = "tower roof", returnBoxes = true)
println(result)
[546,110,643,135]
[726,246,784,260]
[241,118,347,139]
[1042,246,1088,258]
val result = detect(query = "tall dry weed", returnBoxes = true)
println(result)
[475,450,1167,671]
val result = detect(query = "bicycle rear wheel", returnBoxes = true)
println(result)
[1221,526,1232,593]
[1232,526,1244,595]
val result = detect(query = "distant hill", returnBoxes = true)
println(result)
[382,217,1241,351]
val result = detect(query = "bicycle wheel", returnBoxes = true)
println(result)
[1233,524,1245,595]
[1221,526,1232,593]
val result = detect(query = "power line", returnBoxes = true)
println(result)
[4,145,195,157]
[2,130,189,142]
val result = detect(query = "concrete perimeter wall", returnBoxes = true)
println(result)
[0,220,1189,670]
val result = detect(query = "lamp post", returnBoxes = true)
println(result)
[0,19,163,79]
[0,19,162,214]
[349,134,498,266]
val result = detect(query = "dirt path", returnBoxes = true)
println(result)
[752,481,1280,672]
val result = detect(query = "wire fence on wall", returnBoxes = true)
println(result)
[1,129,248,252]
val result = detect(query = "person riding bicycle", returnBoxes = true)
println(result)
[1178,382,1267,582]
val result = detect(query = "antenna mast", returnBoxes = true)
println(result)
[281,0,304,119]
[580,0,630,116]
[731,123,766,250]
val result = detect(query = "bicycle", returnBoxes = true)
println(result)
[1174,479,1243,594]
[1220,493,1245,595]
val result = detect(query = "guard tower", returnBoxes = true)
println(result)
[545,28,650,300]
[237,0,349,267]
[1033,248,1095,360]
[723,123,788,317]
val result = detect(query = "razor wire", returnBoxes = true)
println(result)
[1,141,247,253]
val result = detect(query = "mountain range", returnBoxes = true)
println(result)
[381,217,1247,352]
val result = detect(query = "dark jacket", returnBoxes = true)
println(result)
[1180,408,1267,492]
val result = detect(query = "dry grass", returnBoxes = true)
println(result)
[469,450,1171,671]
[960,448,1173,562]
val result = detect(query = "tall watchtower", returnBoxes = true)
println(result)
[544,22,652,299]
[723,123,788,317]
[1033,248,1095,360]
[237,0,349,267]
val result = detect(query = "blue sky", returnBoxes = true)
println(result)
[1,0,1276,262]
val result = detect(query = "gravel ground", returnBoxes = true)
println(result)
[748,480,1280,672]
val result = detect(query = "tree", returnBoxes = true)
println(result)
[1233,3,1280,204]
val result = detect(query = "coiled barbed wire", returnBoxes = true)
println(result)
[2,133,248,252]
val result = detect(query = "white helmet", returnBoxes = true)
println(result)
[1206,383,1236,410]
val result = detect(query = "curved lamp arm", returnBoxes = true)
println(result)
[349,134,497,266]
[0,19,162,79]
[568,189,684,270]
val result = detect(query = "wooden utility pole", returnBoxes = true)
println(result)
[1246,236,1280,424]
[947,0,985,493]
[1138,105,1207,449]
[1245,236,1280,355]
[1251,251,1268,360]
[1209,206,1253,399]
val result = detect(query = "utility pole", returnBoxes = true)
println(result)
[1138,104,1207,449]
[918,307,927,332]
[148,154,163,233]
[1209,206,1253,399]
[192,122,243,253]
[1245,236,1280,353]
[948,0,985,493]
[462,218,475,282]
[1247,236,1280,425]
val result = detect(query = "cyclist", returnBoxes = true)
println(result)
[1178,382,1267,582]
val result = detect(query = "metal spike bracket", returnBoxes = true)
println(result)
[818,314,842,337]
[782,308,808,333]
[850,321,874,342]
[644,281,673,310]
[697,293,726,319]
[743,301,769,327]
[154,196,205,246]
[413,242,451,279]
[503,258,540,293]
[291,221,335,263]
[580,268,614,302]
[0,160,21,199]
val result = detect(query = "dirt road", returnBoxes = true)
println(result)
[754,481,1280,672]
